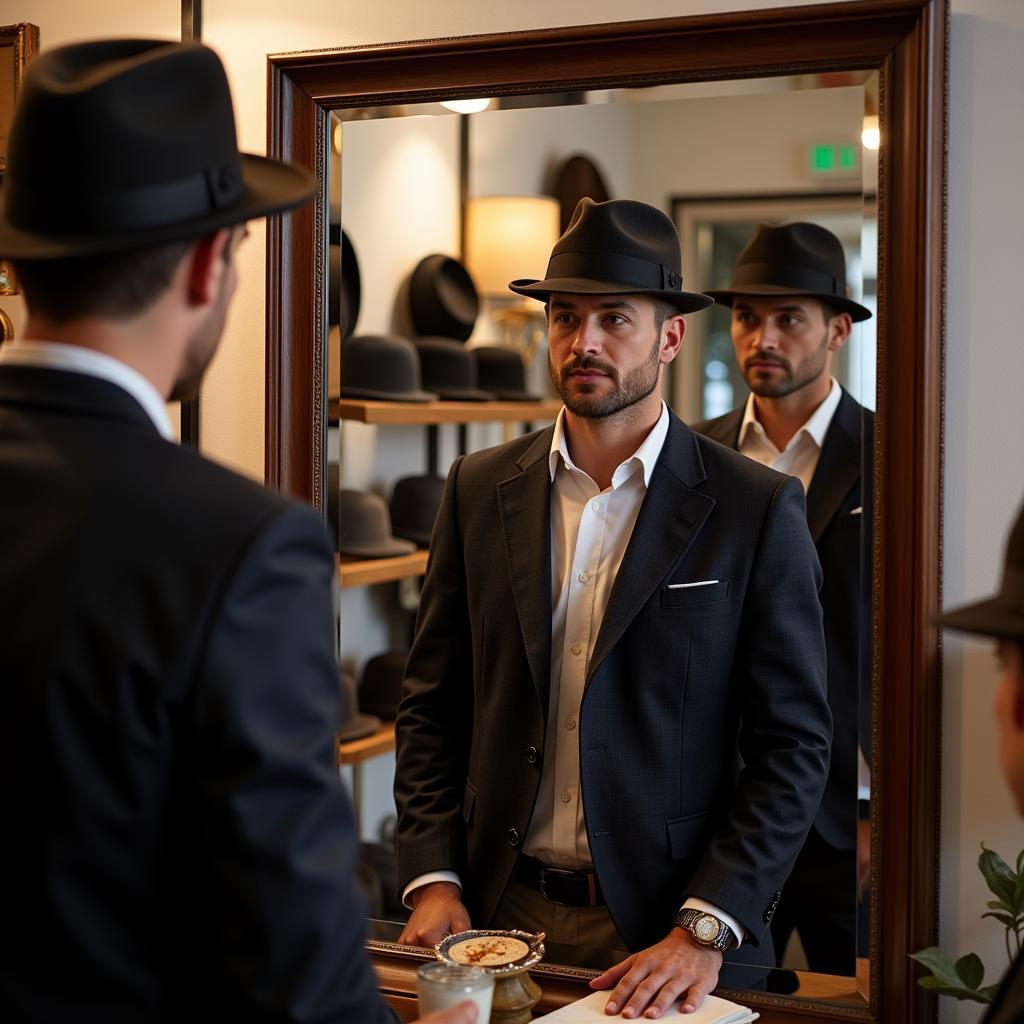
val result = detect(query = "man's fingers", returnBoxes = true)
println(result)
[680,980,711,1014]
[590,955,636,991]
[619,973,675,1019]
[642,981,689,1019]
[605,963,655,1015]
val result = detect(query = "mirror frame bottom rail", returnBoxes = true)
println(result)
[267,1,948,1021]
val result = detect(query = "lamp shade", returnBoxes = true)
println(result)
[465,195,560,297]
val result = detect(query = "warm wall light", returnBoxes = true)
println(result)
[465,195,560,365]
[441,98,491,114]
[862,114,880,151]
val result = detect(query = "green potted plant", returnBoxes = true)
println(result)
[911,844,1024,1004]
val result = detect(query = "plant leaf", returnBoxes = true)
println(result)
[982,912,1017,927]
[988,900,1014,913]
[980,983,1002,1001]
[955,953,985,990]
[1016,847,1024,877]
[917,978,995,1003]
[910,947,962,987]
[979,846,1018,906]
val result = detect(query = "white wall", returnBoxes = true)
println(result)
[4,1,1023,1020]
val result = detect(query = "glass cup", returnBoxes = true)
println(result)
[416,961,494,1021]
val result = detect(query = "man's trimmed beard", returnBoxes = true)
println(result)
[169,263,232,403]
[742,328,830,399]
[550,331,662,419]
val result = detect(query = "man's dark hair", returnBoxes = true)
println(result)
[14,239,192,324]
[653,299,682,333]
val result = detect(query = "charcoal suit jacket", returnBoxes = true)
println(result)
[694,388,873,852]
[0,364,390,1023]
[395,408,832,976]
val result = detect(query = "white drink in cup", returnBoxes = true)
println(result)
[417,962,494,1022]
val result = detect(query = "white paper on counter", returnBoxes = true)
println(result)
[531,989,759,1023]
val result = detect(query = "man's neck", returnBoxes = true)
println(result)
[562,393,662,490]
[751,375,833,452]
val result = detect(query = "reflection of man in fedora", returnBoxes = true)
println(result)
[937,500,1024,1024]
[694,222,873,979]
[0,41,471,1024]
[395,197,832,1016]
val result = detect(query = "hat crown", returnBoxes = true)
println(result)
[7,41,243,236]
[734,221,849,285]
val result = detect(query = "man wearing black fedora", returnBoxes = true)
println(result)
[395,197,832,1017]
[694,222,873,980]
[937,500,1024,1024]
[0,40,472,1024]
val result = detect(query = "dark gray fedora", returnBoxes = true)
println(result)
[359,651,409,722]
[472,346,541,402]
[389,474,446,548]
[509,197,713,314]
[338,489,416,560]
[414,338,493,402]
[339,668,382,742]
[327,227,362,339]
[705,221,872,322]
[937,501,1024,640]
[340,335,437,403]
[409,254,480,341]
[0,39,316,259]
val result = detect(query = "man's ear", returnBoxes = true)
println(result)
[185,229,232,307]
[827,311,854,353]
[660,313,686,364]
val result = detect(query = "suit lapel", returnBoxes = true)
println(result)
[699,406,744,449]
[805,389,863,542]
[587,414,715,685]
[497,429,555,710]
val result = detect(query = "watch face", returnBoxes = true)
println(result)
[694,915,721,943]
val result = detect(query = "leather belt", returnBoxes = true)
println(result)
[516,855,605,907]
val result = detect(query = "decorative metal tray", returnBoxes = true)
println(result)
[434,928,546,974]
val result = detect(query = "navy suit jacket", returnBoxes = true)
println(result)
[694,389,873,851]
[0,365,389,1023]
[395,409,832,978]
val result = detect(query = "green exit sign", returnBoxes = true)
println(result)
[808,143,858,175]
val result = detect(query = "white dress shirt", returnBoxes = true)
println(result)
[406,401,743,944]
[0,340,174,440]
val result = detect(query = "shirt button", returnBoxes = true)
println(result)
[566,718,576,730]
[507,828,520,847]
[560,791,572,803]
[590,500,601,512]
[578,571,589,584]
[571,643,582,656]
[526,746,539,764]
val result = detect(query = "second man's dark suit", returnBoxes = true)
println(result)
[695,388,873,974]
[395,409,832,982]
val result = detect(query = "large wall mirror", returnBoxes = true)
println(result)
[266,2,945,1021]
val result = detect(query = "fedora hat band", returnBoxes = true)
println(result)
[7,159,245,234]
[730,261,842,298]
[546,250,682,292]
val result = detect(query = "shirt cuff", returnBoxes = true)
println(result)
[681,897,746,948]
[402,871,463,910]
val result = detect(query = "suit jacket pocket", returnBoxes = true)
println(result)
[661,580,730,607]
[462,778,477,826]
[666,809,713,860]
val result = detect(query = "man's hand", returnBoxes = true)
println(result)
[399,881,471,947]
[415,1000,479,1023]
[589,928,723,1019]
[857,818,871,897]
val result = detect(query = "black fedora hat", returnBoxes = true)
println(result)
[409,254,480,342]
[509,197,713,314]
[390,474,446,548]
[359,651,409,722]
[414,338,493,402]
[936,501,1024,640]
[705,222,872,322]
[339,668,382,743]
[340,335,437,403]
[0,39,316,260]
[337,489,416,560]
[327,229,362,339]
[472,346,541,402]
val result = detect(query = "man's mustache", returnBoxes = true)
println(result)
[744,353,790,372]
[560,356,618,379]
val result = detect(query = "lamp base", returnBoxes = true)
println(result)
[492,304,548,368]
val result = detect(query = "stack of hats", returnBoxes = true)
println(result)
[472,346,541,402]
[414,337,492,402]
[359,650,409,721]
[390,474,446,548]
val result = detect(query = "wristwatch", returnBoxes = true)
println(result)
[672,908,735,952]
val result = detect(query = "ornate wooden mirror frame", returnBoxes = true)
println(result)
[265,1,946,1020]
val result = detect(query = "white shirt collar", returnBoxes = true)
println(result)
[548,400,670,488]
[738,375,842,453]
[0,340,174,440]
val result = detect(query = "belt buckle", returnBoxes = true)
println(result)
[538,866,575,906]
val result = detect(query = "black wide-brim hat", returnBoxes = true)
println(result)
[936,500,1024,640]
[359,651,409,721]
[409,254,480,342]
[328,227,362,339]
[414,338,493,402]
[390,474,446,547]
[705,221,872,323]
[509,197,713,314]
[0,39,317,260]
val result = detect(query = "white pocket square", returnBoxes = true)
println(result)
[849,506,863,515]
[667,579,720,590]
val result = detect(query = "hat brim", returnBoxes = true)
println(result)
[481,387,544,402]
[934,597,1024,640]
[338,711,383,742]
[509,277,714,314]
[0,152,317,260]
[339,385,438,404]
[427,386,495,402]
[339,537,417,559]
[705,285,873,323]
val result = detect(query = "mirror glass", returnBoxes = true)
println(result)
[329,71,878,1005]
